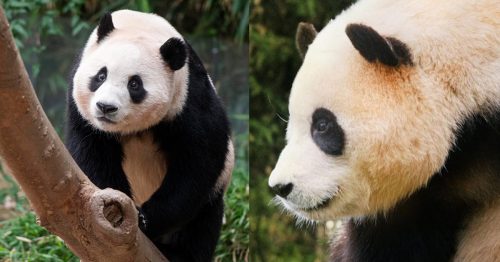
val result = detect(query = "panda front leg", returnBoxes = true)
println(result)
[149,194,224,262]
[138,161,223,262]
[65,105,132,197]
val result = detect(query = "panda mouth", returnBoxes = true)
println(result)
[302,197,332,212]
[97,116,116,124]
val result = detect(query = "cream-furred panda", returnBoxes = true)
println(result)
[269,0,500,261]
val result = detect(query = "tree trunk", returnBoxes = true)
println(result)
[0,7,167,262]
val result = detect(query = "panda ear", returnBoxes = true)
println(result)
[160,38,187,71]
[97,12,115,43]
[295,22,317,59]
[345,24,412,67]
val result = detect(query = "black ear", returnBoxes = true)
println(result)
[296,22,318,59]
[160,38,187,71]
[97,12,115,43]
[345,24,412,67]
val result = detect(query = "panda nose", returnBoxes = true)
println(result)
[96,102,118,114]
[270,183,294,198]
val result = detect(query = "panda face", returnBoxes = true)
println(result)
[269,22,460,222]
[74,41,171,133]
[72,10,188,134]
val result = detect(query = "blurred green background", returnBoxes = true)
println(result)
[249,1,355,261]
[0,0,248,261]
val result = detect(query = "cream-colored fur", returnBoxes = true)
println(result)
[121,131,167,206]
[73,10,188,134]
[269,0,500,253]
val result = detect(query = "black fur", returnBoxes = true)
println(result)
[345,24,413,67]
[97,12,115,43]
[330,113,500,262]
[311,108,345,156]
[160,38,188,71]
[66,41,230,262]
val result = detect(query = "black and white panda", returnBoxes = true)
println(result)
[269,0,500,261]
[65,10,234,262]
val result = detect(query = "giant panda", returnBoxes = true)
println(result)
[269,0,500,261]
[65,10,234,262]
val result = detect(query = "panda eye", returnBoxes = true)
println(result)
[89,67,107,92]
[128,79,139,90]
[311,108,345,156]
[97,72,106,82]
[95,67,107,82]
[127,75,147,104]
[315,119,329,133]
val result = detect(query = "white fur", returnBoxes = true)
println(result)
[73,10,189,134]
[270,0,500,222]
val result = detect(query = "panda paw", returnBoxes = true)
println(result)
[136,207,148,232]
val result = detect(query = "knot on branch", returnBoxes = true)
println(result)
[89,188,138,245]
[104,201,124,227]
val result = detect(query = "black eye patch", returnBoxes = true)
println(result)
[89,67,107,92]
[127,75,147,103]
[311,108,345,156]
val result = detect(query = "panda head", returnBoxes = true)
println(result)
[269,18,490,222]
[72,10,188,134]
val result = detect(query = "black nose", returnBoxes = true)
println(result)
[96,102,118,114]
[271,183,294,198]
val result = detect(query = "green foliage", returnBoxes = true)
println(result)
[153,0,249,43]
[2,0,91,134]
[250,0,355,261]
[0,212,78,262]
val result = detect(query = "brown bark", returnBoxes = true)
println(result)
[0,7,167,262]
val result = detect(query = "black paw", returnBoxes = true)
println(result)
[136,206,148,232]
